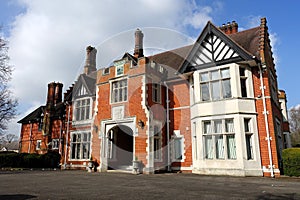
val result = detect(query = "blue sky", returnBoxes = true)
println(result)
[0,0,299,135]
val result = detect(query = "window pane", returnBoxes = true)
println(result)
[214,120,222,133]
[246,134,253,160]
[211,70,220,80]
[211,81,221,100]
[201,83,210,101]
[221,68,230,78]
[240,79,247,97]
[222,79,232,98]
[200,72,209,82]
[204,135,213,159]
[227,135,236,159]
[71,144,76,159]
[244,118,250,132]
[203,121,211,134]
[239,67,245,76]
[174,138,182,160]
[216,135,224,159]
[225,119,234,133]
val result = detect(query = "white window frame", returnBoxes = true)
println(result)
[172,130,185,162]
[152,82,161,103]
[73,97,92,122]
[239,67,248,97]
[199,67,232,101]
[52,139,59,150]
[111,79,128,104]
[202,118,236,160]
[153,125,162,161]
[36,140,41,150]
[244,118,254,160]
[70,131,91,160]
[114,60,125,76]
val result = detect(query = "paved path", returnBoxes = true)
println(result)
[0,170,299,199]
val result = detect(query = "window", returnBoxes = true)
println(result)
[153,125,162,160]
[203,118,236,160]
[244,118,253,160]
[114,60,125,76]
[71,132,91,160]
[200,68,231,101]
[111,79,128,103]
[152,83,161,103]
[38,117,43,131]
[36,140,41,150]
[103,67,110,75]
[173,137,183,161]
[52,139,59,150]
[74,98,91,121]
[239,67,247,97]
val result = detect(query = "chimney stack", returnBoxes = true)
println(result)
[219,21,238,34]
[54,82,63,105]
[47,82,63,106]
[84,46,97,75]
[133,28,144,58]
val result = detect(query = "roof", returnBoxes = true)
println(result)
[17,102,65,124]
[149,21,262,74]
[17,106,45,123]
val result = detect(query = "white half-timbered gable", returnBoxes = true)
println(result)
[179,21,253,74]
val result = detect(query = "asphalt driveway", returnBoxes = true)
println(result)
[0,170,299,199]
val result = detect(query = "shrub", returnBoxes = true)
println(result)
[282,148,300,177]
[0,151,61,169]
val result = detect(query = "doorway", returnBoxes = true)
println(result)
[107,125,133,170]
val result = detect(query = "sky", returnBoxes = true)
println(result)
[0,0,299,136]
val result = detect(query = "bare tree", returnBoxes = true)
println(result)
[289,106,300,147]
[0,31,18,134]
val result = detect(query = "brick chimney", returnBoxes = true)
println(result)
[84,46,97,75]
[54,82,63,105]
[219,21,238,34]
[133,28,144,58]
[46,82,63,106]
[46,82,56,107]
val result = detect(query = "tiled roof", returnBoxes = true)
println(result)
[17,106,45,123]
[150,23,261,72]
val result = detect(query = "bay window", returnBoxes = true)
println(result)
[203,118,236,160]
[200,68,231,101]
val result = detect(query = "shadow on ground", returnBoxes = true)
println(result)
[0,194,37,200]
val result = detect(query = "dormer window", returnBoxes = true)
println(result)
[114,60,125,76]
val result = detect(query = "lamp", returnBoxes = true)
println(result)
[138,119,145,129]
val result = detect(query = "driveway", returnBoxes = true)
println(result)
[0,170,299,199]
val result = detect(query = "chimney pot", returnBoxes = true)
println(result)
[84,46,97,75]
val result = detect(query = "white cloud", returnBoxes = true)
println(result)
[6,0,215,135]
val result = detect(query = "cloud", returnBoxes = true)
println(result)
[7,0,215,135]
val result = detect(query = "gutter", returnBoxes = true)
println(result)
[258,63,274,177]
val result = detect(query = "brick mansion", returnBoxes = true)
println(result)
[18,18,291,177]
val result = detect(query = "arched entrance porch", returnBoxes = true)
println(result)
[106,125,133,170]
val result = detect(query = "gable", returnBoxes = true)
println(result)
[72,74,96,99]
[179,22,253,74]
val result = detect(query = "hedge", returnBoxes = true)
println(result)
[282,148,300,177]
[0,151,61,168]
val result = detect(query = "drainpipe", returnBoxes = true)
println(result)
[258,63,274,177]
[28,122,32,153]
[59,119,63,155]
[64,102,71,169]
[164,81,171,172]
